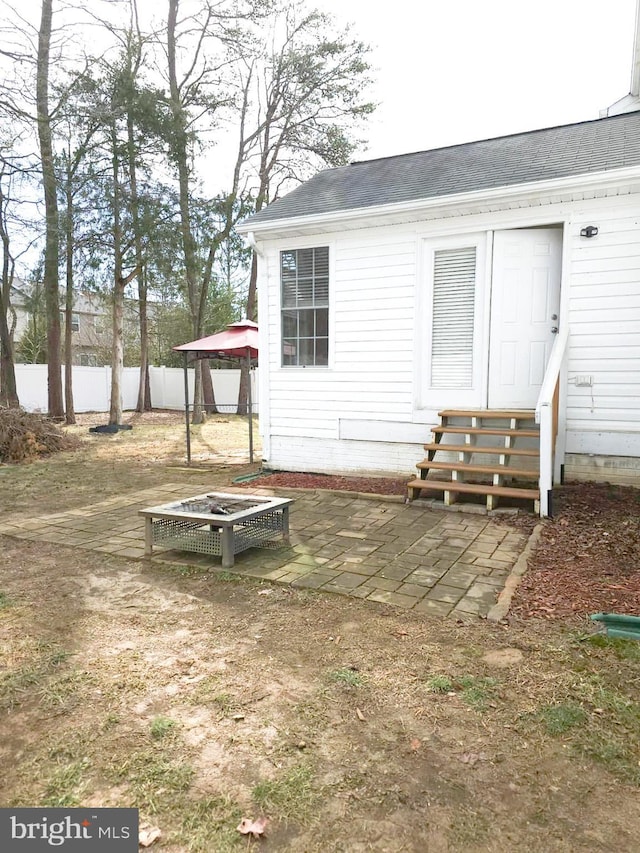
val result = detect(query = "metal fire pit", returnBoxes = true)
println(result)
[139,492,293,568]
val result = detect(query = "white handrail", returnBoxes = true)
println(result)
[535,326,569,516]
[536,326,569,423]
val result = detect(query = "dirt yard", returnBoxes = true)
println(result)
[0,412,639,852]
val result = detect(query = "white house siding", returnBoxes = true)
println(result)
[257,189,640,480]
[564,194,640,471]
[261,226,420,474]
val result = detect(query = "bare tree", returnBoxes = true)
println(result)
[236,3,374,411]
[0,162,19,407]
[165,0,256,423]
[58,117,100,424]
[36,0,63,418]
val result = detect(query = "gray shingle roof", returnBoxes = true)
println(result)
[245,111,640,226]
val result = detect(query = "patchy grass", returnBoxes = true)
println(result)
[512,633,640,785]
[110,749,194,814]
[0,643,72,712]
[328,667,366,688]
[40,669,97,711]
[457,675,499,710]
[448,806,491,847]
[42,758,90,807]
[425,673,498,708]
[0,591,11,609]
[176,796,244,853]
[253,765,316,824]
[537,702,588,735]
[211,693,237,715]
[582,633,640,661]
[187,676,222,706]
[217,571,243,583]
[426,674,454,693]
[149,716,178,740]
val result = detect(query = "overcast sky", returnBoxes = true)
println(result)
[317,0,637,161]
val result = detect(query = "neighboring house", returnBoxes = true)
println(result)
[9,287,136,367]
[7,279,30,343]
[239,31,640,516]
[59,291,112,366]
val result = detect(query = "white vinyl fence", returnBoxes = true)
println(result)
[13,365,258,414]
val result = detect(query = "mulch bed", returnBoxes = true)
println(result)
[244,471,408,495]
[247,472,640,621]
[512,482,640,619]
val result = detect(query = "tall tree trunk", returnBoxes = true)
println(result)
[63,155,75,424]
[136,283,151,412]
[0,300,18,407]
[0,183,19,408]
[237,152,265,419]
[110,282,125,425]
[127,107,149,413]
[144,362,151,409]
[202,360,218,414]
[36,0,63,418]
[109,124,124,426]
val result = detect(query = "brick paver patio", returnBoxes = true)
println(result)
[0,484,528,618]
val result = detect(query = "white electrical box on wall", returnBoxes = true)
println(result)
[574,375,593,387]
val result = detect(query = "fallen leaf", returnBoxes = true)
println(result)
[139,827,162,847]
[257,589,271,596]
[410,738,421,751]
[356,707,366,722]
[237,817,269,839]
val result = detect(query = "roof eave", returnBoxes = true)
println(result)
[237,165,640,237]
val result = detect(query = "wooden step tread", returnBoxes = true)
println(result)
[432,426,539,438]
[407,479,540,500]
[423,443,539,457]
[439,409,535,420]
[416,461,538,478]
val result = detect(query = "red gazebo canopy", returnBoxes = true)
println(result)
[173,320,258,360]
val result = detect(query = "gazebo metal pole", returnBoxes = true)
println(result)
[246,347,254,464]
[183,351,191,465]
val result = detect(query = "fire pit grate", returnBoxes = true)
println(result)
[175,496,271,515]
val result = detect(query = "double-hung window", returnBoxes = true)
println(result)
[281,246,329,366]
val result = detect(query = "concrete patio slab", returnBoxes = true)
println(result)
[0,483,530,617]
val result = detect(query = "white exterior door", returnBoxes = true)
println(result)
[488,228,562,409]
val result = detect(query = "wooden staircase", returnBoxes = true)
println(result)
[407,410,540,512]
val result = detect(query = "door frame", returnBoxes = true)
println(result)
[486,225,564,410]
[412,218,570,425]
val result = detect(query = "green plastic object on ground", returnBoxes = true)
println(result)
[232,472,263,484]
[590,612,640,641]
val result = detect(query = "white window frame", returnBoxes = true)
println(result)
[279,245,330,369]
[414,232,488,413]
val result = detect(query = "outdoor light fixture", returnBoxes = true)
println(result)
[580,225,599,238]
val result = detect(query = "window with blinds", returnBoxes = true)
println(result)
[431,247,476,388]
[281,247,329,366]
